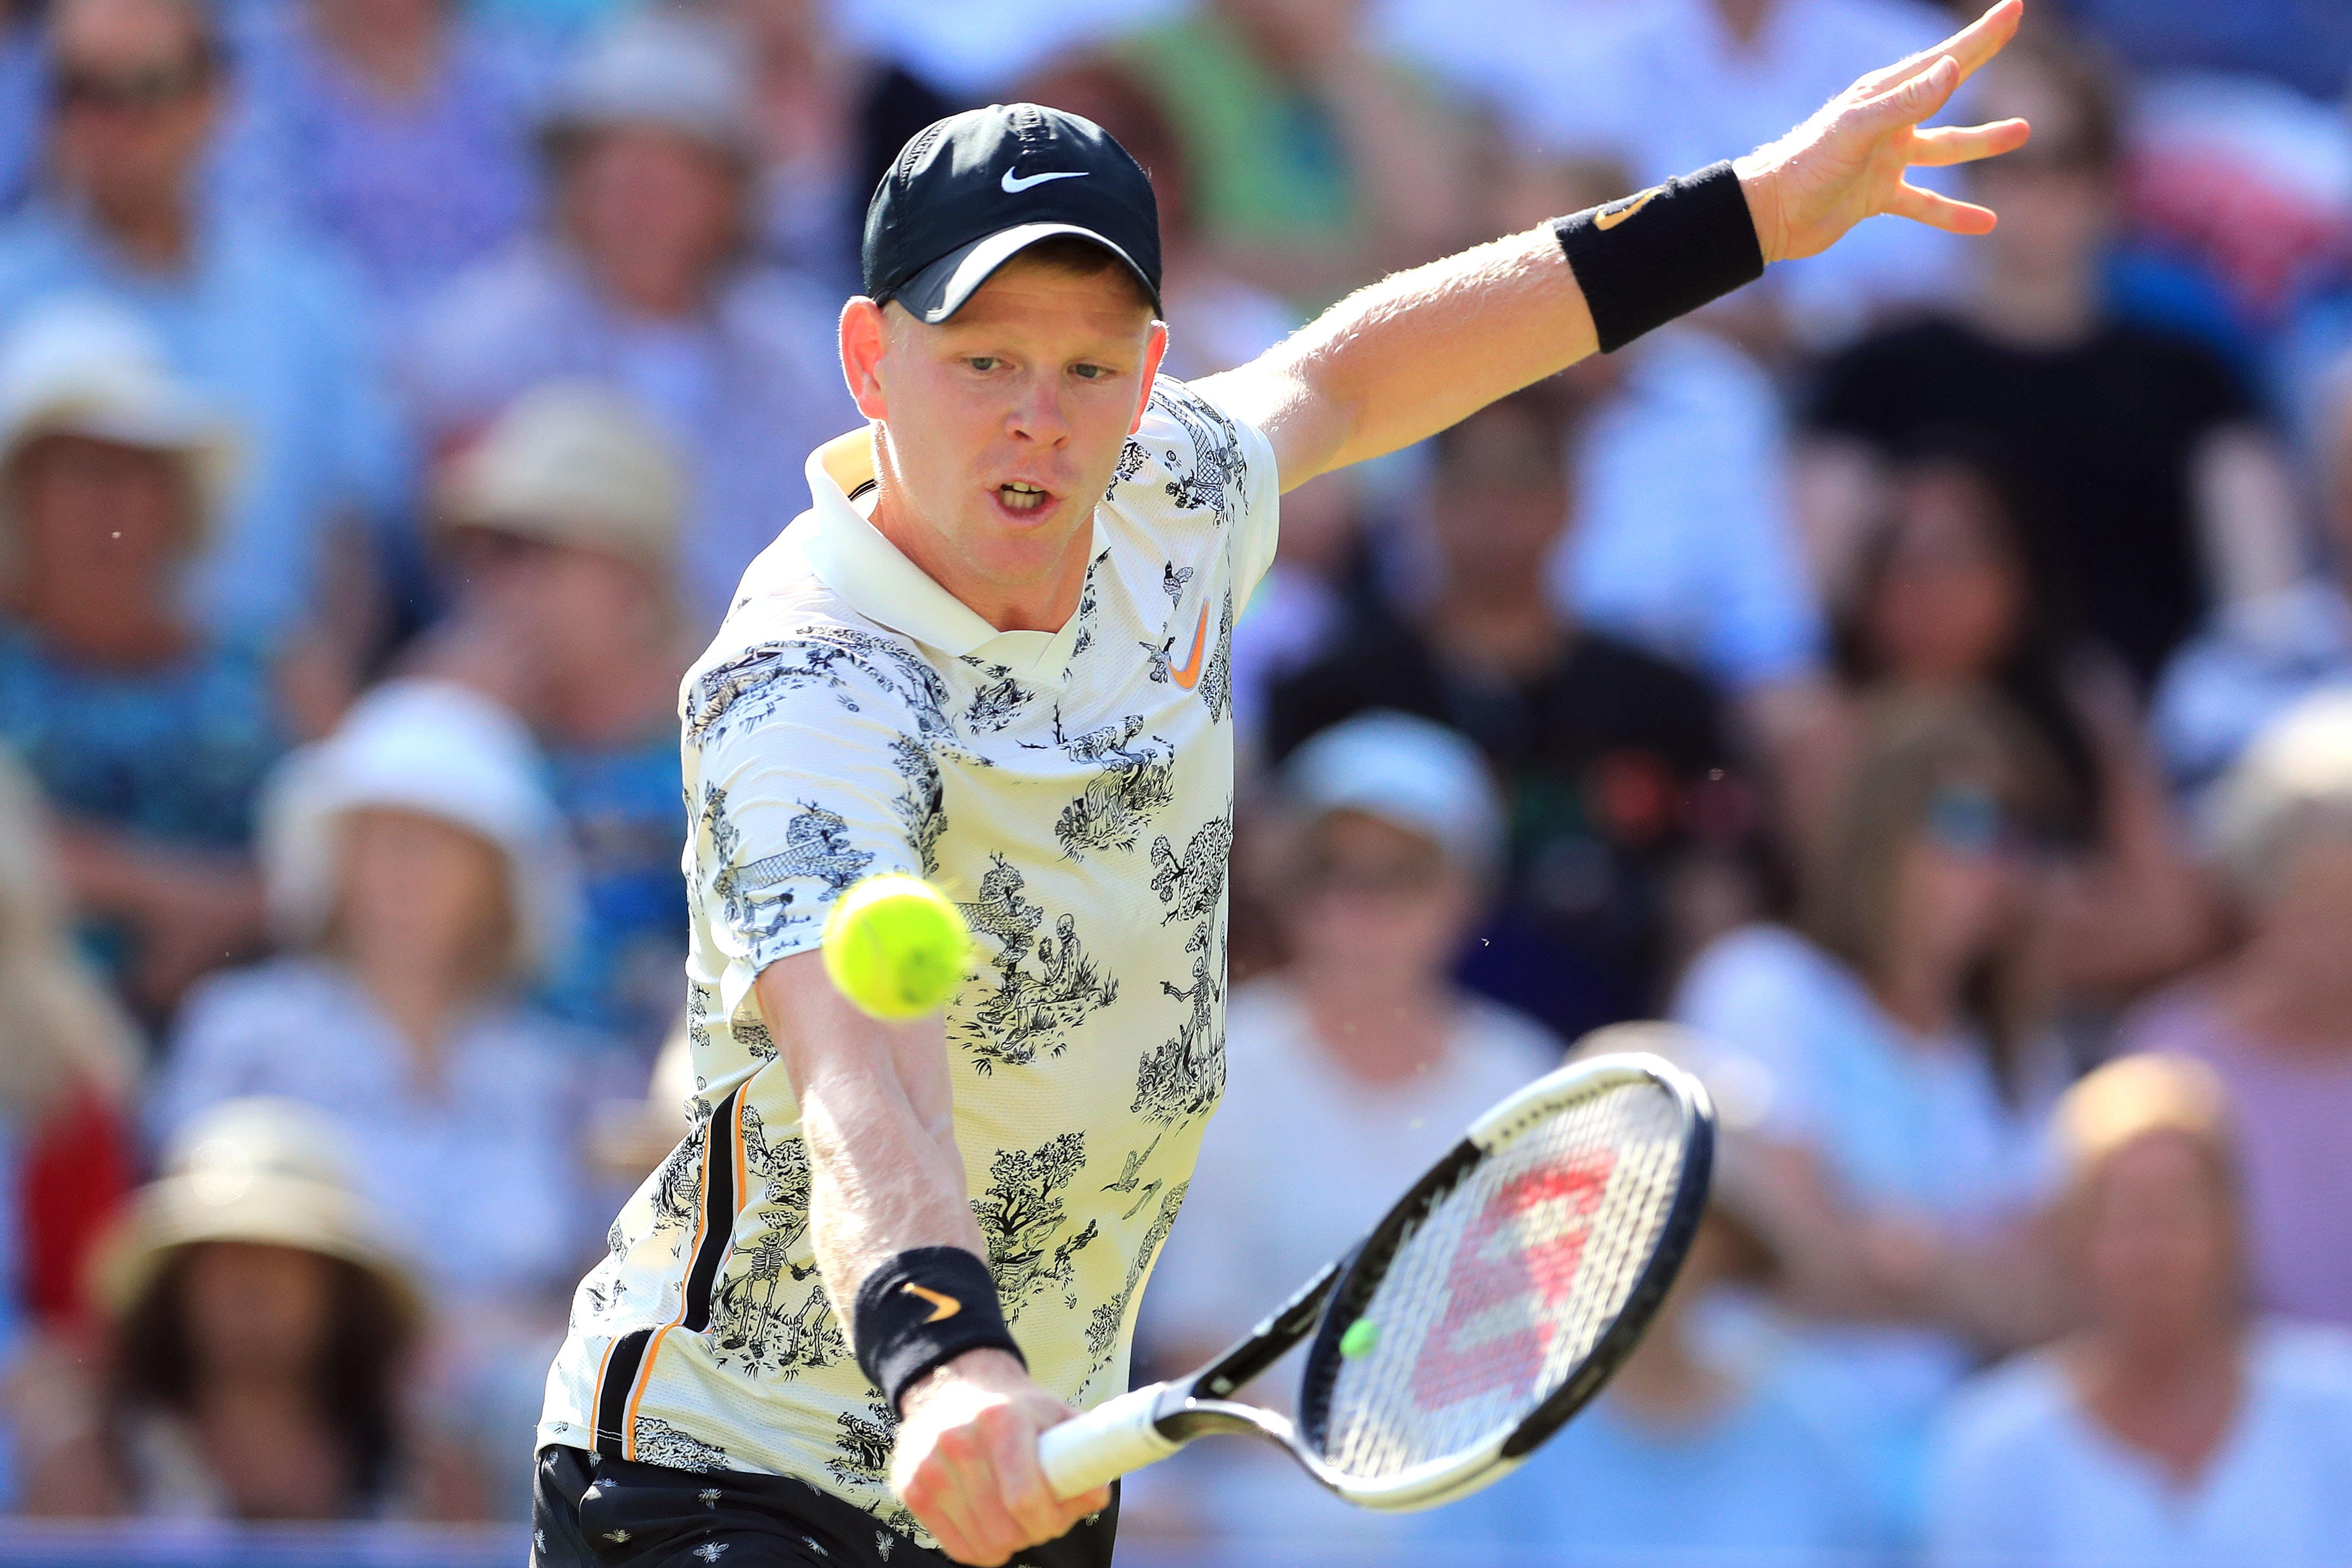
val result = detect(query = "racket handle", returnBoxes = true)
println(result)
[1038,1383,1178,1499]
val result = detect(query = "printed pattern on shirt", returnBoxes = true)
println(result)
[539,377,1280,1551]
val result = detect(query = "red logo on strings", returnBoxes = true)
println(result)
[1408,1152,1616,1410]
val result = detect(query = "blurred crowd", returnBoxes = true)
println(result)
[0,0,2348,1560]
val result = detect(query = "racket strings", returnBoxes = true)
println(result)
[1312,1082,1685,1482]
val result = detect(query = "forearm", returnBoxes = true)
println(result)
[755,952,982,1307]
[1218,226,1598,488]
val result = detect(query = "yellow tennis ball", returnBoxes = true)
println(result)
[821,874,973,1021]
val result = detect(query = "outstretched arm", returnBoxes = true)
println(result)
[755,952,1109,1565]
[1203,0,2032,491]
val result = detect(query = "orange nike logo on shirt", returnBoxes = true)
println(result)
[1594,187,1660,231]
[901,1282,961,1322]
[1169,604,1211,690]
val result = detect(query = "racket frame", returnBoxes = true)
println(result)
[1037,1052,1713,1508]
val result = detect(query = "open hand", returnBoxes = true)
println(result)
[1735,0,2033,265]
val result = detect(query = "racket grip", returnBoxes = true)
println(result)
[1038,1383,1178,1499]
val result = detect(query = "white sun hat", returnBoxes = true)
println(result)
[0,295,239,559]
[1282,709,1507,876]
[259,679,583,980]
[2211,687,2352,897]
[540,11,758,167]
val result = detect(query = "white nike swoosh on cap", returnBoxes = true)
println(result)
[1001,168,1088,193]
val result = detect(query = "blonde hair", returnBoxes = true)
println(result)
[2054,1052,2235,1195]
[2212,690,2352,902]
[0,753,138,1120]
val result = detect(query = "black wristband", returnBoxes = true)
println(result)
[851,1247,1025,1414]
[1550,161,1766,354]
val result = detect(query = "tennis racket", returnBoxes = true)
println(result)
[1037,1047,1713,1510]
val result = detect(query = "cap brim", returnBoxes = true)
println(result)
[890,222,1161,324]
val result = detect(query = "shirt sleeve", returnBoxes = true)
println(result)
[682,636,941,1006]
[1154,377,1283,607]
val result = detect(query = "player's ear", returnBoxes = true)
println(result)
[841,298,891,422]
[1130,321,1169,436]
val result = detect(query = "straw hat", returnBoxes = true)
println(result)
[91,1097,422,1337]
[259,679,583,980]
[439,381,687,579]
[0,296,238,569]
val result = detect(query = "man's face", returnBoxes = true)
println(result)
[48,0,217,215]
[844,257,1164,624]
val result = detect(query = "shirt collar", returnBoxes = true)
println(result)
[799,429,1103,683]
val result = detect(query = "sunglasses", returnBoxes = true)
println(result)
[1923,782,2019,860]
[52,63,210,115]
[1300,849,1445,898]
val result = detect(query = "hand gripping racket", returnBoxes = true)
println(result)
[1037,1050,1712,1510]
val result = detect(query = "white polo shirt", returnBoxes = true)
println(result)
[538,376,1280,1543]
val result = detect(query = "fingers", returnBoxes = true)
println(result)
[1855,0,2024,97]
[1858,54,1962,131]
[986,1406,1104,1548]
[1907,118,2033,168]
[1887,180,2001,235]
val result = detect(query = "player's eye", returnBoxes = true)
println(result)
[964,355,1000,372]
[1070,363,1111,381]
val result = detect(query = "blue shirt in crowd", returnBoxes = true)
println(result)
[537,731,686,1054]
[1424,1354,1888,1566]
[215,4,546,316]
[0,205,411,646]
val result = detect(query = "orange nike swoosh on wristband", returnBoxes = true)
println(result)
[902,1282,962,1322]
[1169,603,1211,690]
[1594,187,1661,231]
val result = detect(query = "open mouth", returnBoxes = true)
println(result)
[996,481,1053,516]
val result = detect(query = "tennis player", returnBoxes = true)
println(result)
[532,5,2032,1564]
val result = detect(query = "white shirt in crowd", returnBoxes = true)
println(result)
[1134,975,1560,1550]
[1674,924,2057,1532]
[1929,1323,2352,1568]
[1553,325,1826,692]
[154,955,590,1305]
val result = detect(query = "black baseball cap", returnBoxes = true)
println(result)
[862,103,1162,324]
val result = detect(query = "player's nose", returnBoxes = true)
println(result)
[1003,372,1071,447]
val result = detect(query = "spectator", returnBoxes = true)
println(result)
[414,382,694,1056]
[1017,52,1296,381]
[18,1097,460,1519]
[212,0,545,316]
[704,0,958,295]
[1431,1023,1886,1565]
[1674,694,2069,1536]
[1827,444,2215,997]
[2118,692,2352,1326]
[404,10,856,629]
[2154,355,2352,804]
[0,298,279,1024]
[1507,0,1973,351]
[154,678,589,1321]
[1271,379,1752,1041]
[0,748,138,1336]
[1802,24,2304,690]
[1928,1054,2352,1567]
[1138,710,1558,1548]
[0,0,409,651]
[1114,0,1481,308]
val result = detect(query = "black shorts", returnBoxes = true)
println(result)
[530,1444,1119,1568]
